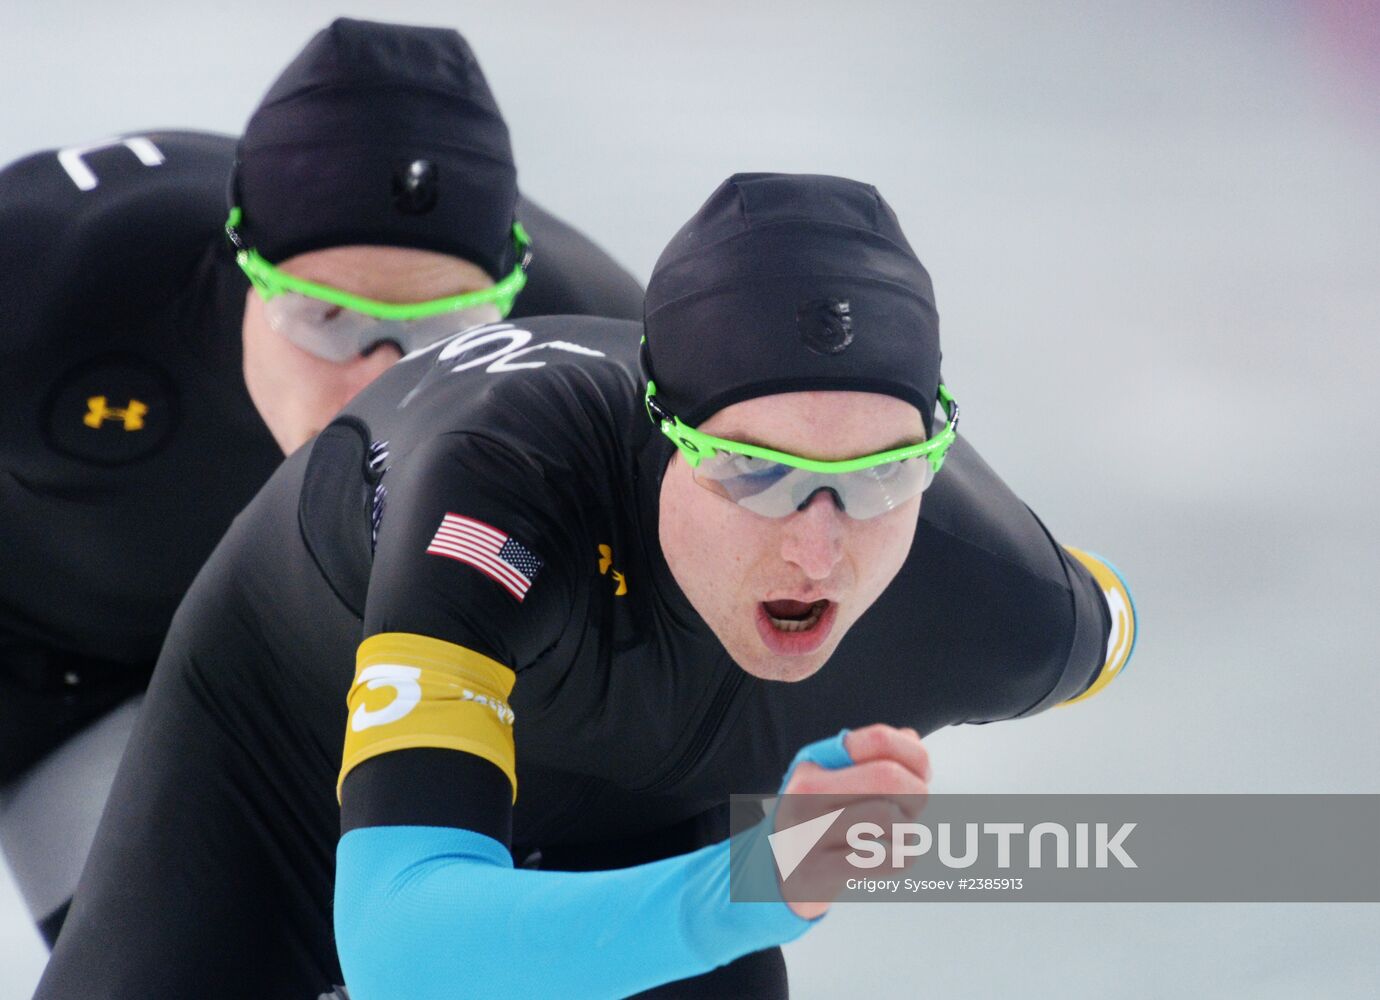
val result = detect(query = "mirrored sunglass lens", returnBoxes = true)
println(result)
[690,452,935,519]
[692,451,791,498]
[263,292,501,362]
[716,451,793,487]
[263,294,363,361]
[835,458,934,519]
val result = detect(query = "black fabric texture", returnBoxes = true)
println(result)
[0,130,282,676]
[0,645,153,783]
[643,173,941,431]
[0,126,640,781]
[298,418,375,619]
[514,194,644,320]
[235,18,518,275]
[35,312,1109,999]
[340,749,512,844]
[2,117,644,995]
[625,948,788,999]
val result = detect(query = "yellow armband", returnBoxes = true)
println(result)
[1060,548,1137,706]
[338,632,518,802]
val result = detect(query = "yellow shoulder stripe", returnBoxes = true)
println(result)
[338,632,518,803]
[1060,548,1137,706]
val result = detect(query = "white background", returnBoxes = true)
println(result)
[2,1,1378,996]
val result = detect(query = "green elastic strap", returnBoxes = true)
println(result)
[644,381,959,474]
[226,207,531,320]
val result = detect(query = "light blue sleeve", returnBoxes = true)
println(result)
[335,730,852,1000]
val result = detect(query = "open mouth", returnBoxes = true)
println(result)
[762,598,831,632]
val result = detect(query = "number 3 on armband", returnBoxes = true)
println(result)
[351,664,423,732]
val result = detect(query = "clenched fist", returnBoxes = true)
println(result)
[776,724,932,919]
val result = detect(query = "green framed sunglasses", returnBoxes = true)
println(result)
[224,207,533,362]
[645,380,960,519]
[225,207,532,320]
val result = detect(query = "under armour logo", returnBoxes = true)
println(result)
[84,396,147,431]
[797,298,854,355]
[392,159,438,214]
[597,544,628,597]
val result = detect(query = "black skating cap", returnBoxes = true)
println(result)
[234,18,518,278]
[643,173,940,433]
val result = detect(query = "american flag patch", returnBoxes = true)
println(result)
[426,513,543,601]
